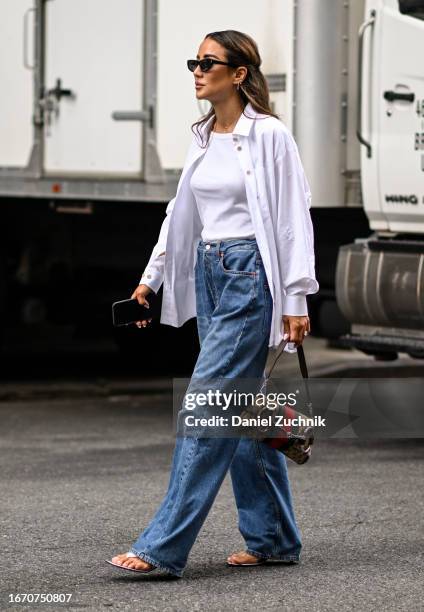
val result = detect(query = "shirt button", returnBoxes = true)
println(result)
[236,146,242,151]
[146,274,152,279]
[246,170,251,175]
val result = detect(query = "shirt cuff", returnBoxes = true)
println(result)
[282,294,308,316]
[283,342,298,354]
[139,270,162,294]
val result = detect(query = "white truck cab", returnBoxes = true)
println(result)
[336,0,424,358]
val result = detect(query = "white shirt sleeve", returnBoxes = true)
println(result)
[274,130,319,317]
[139,137,200,294]
[139,196,176,294]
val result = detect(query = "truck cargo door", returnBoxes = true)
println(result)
[0,1,34,169]
[376,0,424,232]
[43,0,144,177]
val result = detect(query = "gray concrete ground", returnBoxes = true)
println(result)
[1,340,423,611]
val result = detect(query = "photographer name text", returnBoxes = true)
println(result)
[184,415,325,427]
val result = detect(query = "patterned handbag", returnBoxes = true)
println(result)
[240,339,314,465]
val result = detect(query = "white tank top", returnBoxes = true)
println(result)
[189,131,255,241]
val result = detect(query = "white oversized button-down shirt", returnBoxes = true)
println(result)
[139,102,319,349]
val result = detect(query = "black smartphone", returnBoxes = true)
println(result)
[112,296,160,327]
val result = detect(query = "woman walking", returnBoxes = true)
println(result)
[107,30,319,578]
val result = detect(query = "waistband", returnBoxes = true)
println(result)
[197,237,258,251]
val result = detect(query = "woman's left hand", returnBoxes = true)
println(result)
[282,315,310,345]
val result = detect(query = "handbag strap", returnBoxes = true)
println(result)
[263,339,312,415]
[265,340,308,380]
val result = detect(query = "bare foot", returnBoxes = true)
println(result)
[227,550,264,565]
[111,552,155,571]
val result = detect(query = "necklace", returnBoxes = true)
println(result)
[213,111,242,133]
[215,125,233,132]
[213,120,235,133]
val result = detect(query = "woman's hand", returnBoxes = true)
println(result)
[282,315,310,345]
[131,284,153,328]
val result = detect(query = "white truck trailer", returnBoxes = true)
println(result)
[0,0,423,361]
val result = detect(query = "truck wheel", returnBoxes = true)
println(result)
[0,252,5,349]
[407,350,424,359]
[360,349,399,361]
[317,299,350,338]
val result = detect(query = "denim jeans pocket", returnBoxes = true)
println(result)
[219,248,258,276]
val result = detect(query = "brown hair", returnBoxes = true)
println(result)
[191,30,279,147]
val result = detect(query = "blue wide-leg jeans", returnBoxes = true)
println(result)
[130,237,302,577]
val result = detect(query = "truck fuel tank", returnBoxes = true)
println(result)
[336,237,424,333]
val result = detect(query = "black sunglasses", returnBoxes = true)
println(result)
[187,58,238,72]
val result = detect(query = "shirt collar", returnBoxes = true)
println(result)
[233,102,258,136]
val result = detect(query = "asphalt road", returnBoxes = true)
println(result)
[1,384,423,611]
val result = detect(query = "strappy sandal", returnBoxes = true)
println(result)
[226,551,300,567]
[105,551,156,573]
[226,551,267,566]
